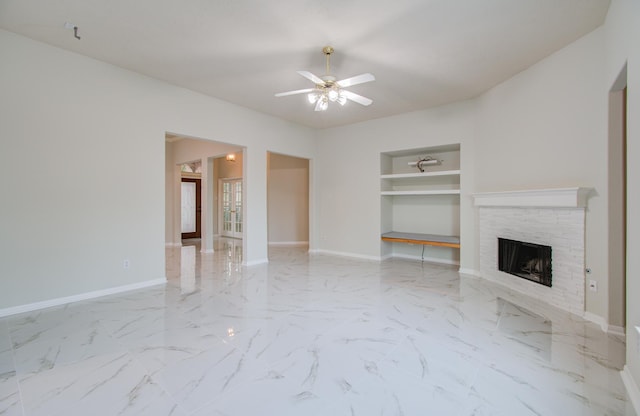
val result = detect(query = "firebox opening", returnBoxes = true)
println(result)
[498,238,552,287]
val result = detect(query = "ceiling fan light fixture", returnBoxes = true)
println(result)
[315,95,329,111]
[275,46,375,112]
[307,91,319,104]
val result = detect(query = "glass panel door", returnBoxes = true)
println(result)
[221,179,243,238]
[222,181,232,234]
[234,181,242,235]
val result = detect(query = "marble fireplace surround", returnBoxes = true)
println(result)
[473,188,592,316]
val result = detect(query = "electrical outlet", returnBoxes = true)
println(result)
[123,259,130,270]
[588,280,597,292]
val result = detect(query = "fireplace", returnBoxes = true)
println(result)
[473,188,590,315]
[498,238,552,287]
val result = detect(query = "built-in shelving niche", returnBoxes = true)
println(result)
[380,144,461,265]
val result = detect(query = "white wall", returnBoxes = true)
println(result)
[475,27,609,319]
[267,153,309,245]
[0,29,315,311]
[602,0,640,401]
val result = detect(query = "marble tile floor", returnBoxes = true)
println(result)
[0,238,635,415]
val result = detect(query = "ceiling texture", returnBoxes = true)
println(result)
[0,0,610,129]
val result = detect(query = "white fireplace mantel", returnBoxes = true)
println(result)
[473,187,593,208]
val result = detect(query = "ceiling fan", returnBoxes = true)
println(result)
[275,46,375,111]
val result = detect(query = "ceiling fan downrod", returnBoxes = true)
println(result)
[323,46,334,76]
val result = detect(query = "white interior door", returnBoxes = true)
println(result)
[221,179,243,238]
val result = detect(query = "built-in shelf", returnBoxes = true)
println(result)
[380,170,461,180]
[380,170,460,195]
[381,189,460,196]
[380,144,461,265]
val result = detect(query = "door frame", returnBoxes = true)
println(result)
[181,178,202,239]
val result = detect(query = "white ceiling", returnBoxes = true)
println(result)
[0,0,610,129]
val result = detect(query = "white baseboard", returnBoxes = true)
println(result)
[390,253,460,266]
[458,268,482,278]
[268,241,309,247]
[309,249,381,262]
[621,365,640,415]
[583,311,609,333]
[608,324,626,337]
[0,278,167,318]
[243,258,269,266]
[309,249,461,265]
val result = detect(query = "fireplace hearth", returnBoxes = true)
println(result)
[498,238,552,287]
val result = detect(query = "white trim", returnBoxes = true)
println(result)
[0,278,167,318]
[473,187,593,208]
[165,242,182,247]
[583,311,608,332]
[243,258,269,266]
[608,324,626,337]
[200,248,215,254]
[621,365,640,415]
[268,241,309,247]
[390,253,459,266]
[458,268,482,278]
[309,249,381,262]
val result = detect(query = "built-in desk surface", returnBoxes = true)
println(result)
[381,232,460,249]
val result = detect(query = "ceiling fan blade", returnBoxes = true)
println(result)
[336,73,375,88]
[274,88,314,97]
[297,70,325,85]
[341,90,373,106]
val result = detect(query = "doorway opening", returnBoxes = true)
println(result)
[608,65,627,335]
[267,152,310,253]
[165,133,244,254]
